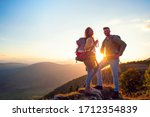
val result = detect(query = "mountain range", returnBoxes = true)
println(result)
[0,62,85,99]
[0,59,149,100]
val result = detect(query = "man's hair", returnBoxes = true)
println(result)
[103,27,110,30]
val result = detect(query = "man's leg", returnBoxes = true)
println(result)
[110,59,119,92]
[96,70,103,86]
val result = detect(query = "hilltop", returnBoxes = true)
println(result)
[41,59,150,100]
[42,86,123,100]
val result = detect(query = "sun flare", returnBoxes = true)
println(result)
[96,50,104,62]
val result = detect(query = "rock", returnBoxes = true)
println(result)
[53,88,104,100]
[50,86,123,100]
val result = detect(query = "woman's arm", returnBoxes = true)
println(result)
[84,37,93,51]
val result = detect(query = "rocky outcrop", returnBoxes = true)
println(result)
[51,87,123,100]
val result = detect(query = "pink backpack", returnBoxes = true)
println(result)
[75,38,86,62]
[75,38,98,62]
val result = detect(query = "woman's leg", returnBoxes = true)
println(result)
[96,59,109,86]
[85,68,94,91]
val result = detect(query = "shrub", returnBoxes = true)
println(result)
[144,65,150,94]
[120,68,144,97]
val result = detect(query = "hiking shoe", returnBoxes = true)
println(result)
[112,91,119,99]
[93,85,103,90]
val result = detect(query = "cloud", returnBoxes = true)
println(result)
[0,35,9,41]
[0,54,6,57]
[131,18,142,23]
[145,20,150,23]
[131,18,150,31]
[0,37,7,41]
[145,24,150,29]
[144,20,150,30]
[144,20,150,31]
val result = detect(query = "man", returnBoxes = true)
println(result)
[96,27,127,98]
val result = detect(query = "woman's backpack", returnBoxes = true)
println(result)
[75,38,86,62]
[75,37,98,62]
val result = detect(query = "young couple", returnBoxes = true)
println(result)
[83,27,126,98]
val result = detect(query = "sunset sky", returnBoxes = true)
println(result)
[0,0,150,64]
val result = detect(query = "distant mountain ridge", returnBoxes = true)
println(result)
[0,62,27,71]
[0,62,85,99]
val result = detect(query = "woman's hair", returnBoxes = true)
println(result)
[85,27,93,38]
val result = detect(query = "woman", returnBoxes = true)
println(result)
[84,27,103,94]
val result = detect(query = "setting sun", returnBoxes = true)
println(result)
[95,49,104,62]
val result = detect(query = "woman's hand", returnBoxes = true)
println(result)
[94,40,98,45]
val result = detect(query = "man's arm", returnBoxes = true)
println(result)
[100,40,105,54]
[119,40,127,56]
[113,35,127,56]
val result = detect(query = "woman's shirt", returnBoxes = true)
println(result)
[84,37,96,53]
